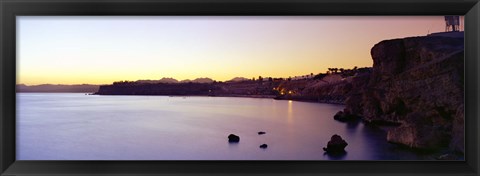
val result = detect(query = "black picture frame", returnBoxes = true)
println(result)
[1,0,479,175]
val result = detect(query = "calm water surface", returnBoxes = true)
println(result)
[17,93,428,160]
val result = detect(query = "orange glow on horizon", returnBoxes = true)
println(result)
[17,16,459,85]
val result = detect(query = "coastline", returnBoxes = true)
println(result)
[24,32,465,160]
[93,92,345,105]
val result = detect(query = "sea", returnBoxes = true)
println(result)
[16,93,429,160]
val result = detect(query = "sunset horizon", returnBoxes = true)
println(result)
[17,16,462,85]
[16,66,365,86]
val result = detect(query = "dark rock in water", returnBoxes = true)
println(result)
[228,134,240,143]
[323,134,348,153]
[333,111,359,122]
[333,111,344,120]
[259,144,268,149]
[258,131,266,135]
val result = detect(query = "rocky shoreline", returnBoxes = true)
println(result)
[234,33,464,157]
[334,33,464,156]
[95,32,464,157]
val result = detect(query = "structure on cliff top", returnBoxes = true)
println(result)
[444,16,460,32]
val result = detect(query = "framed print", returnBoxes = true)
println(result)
[1,0,479,175]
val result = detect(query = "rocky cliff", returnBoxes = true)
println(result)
[274,73,371,104]
[344,34,464,152]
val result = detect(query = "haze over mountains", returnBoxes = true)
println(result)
[135,77,254,84]
[16,77,253,92]
[16,84,100,93]
[136,77,214,84]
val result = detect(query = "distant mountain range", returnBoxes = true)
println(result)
[16,84,100,93]
[135,77,215,84]
[16,77,253,93]
[227,77,250,82]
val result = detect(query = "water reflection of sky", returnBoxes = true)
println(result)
[17,93,429,160]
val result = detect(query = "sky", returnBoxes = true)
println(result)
[17,16,462,85]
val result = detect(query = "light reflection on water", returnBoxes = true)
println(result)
[16,93,427,160]
[287,100,293,123]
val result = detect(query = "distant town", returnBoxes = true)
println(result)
[17,67,371,95]
[93,66,372,106]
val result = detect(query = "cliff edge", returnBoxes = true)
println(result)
[344,33,464,152]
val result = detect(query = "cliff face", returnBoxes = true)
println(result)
[345,35,464,152]
[298,79,353,104]
[275,74,366,104]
